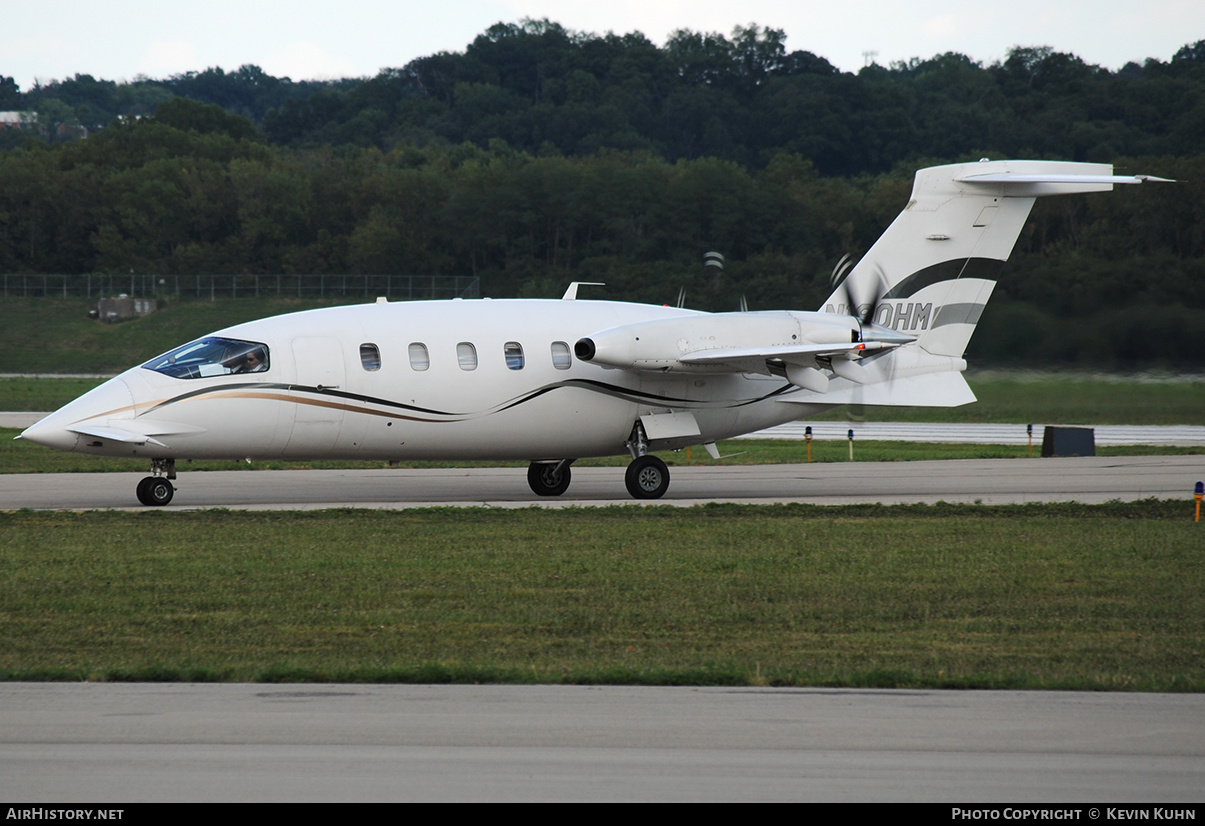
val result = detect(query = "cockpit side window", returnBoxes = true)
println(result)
[142,337,270,379]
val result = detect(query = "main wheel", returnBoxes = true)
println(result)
[625,455,670,500]
[139,477,174,507]
[527,462,572,496]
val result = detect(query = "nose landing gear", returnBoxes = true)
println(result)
[136,458,176,506]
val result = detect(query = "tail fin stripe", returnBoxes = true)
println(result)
[932,302,988,328]
[882,258,1006,300]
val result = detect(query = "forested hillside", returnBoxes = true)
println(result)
[2,20,1203,366]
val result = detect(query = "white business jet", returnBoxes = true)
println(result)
[18,159,1165,505]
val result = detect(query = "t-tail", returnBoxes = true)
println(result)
[816,159,1167,407]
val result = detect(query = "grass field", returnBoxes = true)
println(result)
[1,502,1199,689]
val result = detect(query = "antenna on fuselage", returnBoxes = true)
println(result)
[561,282,605,300]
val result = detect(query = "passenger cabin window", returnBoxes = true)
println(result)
[360,343,381,372]
[551,341,572,370]
[504,342,524,370]
[408,343,430,371]
[142,337,269,379]
[456,342,478,371]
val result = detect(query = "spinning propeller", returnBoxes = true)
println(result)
[829,254,914,348]
[824,254,914,401]
[831,253,885,330]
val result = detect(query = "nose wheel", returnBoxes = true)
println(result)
[136,476,174,506]
[136,458,176,506]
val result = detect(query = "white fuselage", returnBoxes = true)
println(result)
[25,298,830,463]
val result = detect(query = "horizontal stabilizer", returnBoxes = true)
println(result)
[956,172,1173,185]
[784,369,976,408]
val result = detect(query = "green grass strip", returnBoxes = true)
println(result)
[2,502,1200,690]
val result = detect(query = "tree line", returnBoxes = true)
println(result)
[5,21,1205,176]
[1,21,1202,367]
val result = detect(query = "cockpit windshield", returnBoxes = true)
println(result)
[142,337,270,379]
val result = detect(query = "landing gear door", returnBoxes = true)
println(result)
[286,337,345,454]
[640,410,701,452]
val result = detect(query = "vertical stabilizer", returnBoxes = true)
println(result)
[822,160,1145,357]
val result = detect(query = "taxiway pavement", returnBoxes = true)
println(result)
[1,455,1201,510]
[3,683,1201,802]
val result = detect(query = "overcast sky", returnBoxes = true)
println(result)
[6,0,1203,91]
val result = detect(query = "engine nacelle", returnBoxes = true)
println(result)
[575,311,861,372]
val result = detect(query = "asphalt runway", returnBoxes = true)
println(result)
[3,683,1202,802]
[1,455,1201,510]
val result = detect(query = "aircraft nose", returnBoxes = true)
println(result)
[17,416,81,451]
[16,376,137,452]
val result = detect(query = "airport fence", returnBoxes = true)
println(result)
[1,273,480,301]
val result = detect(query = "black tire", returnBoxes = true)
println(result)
[527,462,572,496]
[143,477,174,507]
[625,455,670,499]
[135,477,154,506]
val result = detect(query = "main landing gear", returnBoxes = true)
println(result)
[625,454,670,499]
[623,421,670,500]
[526,421,673,500]
[136,458,176,506]
[527,459,574,496]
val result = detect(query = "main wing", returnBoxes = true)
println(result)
[574,309,918,395]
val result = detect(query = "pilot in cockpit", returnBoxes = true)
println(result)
[233,347,268,373]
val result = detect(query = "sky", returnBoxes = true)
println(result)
[5,0,1203,91]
